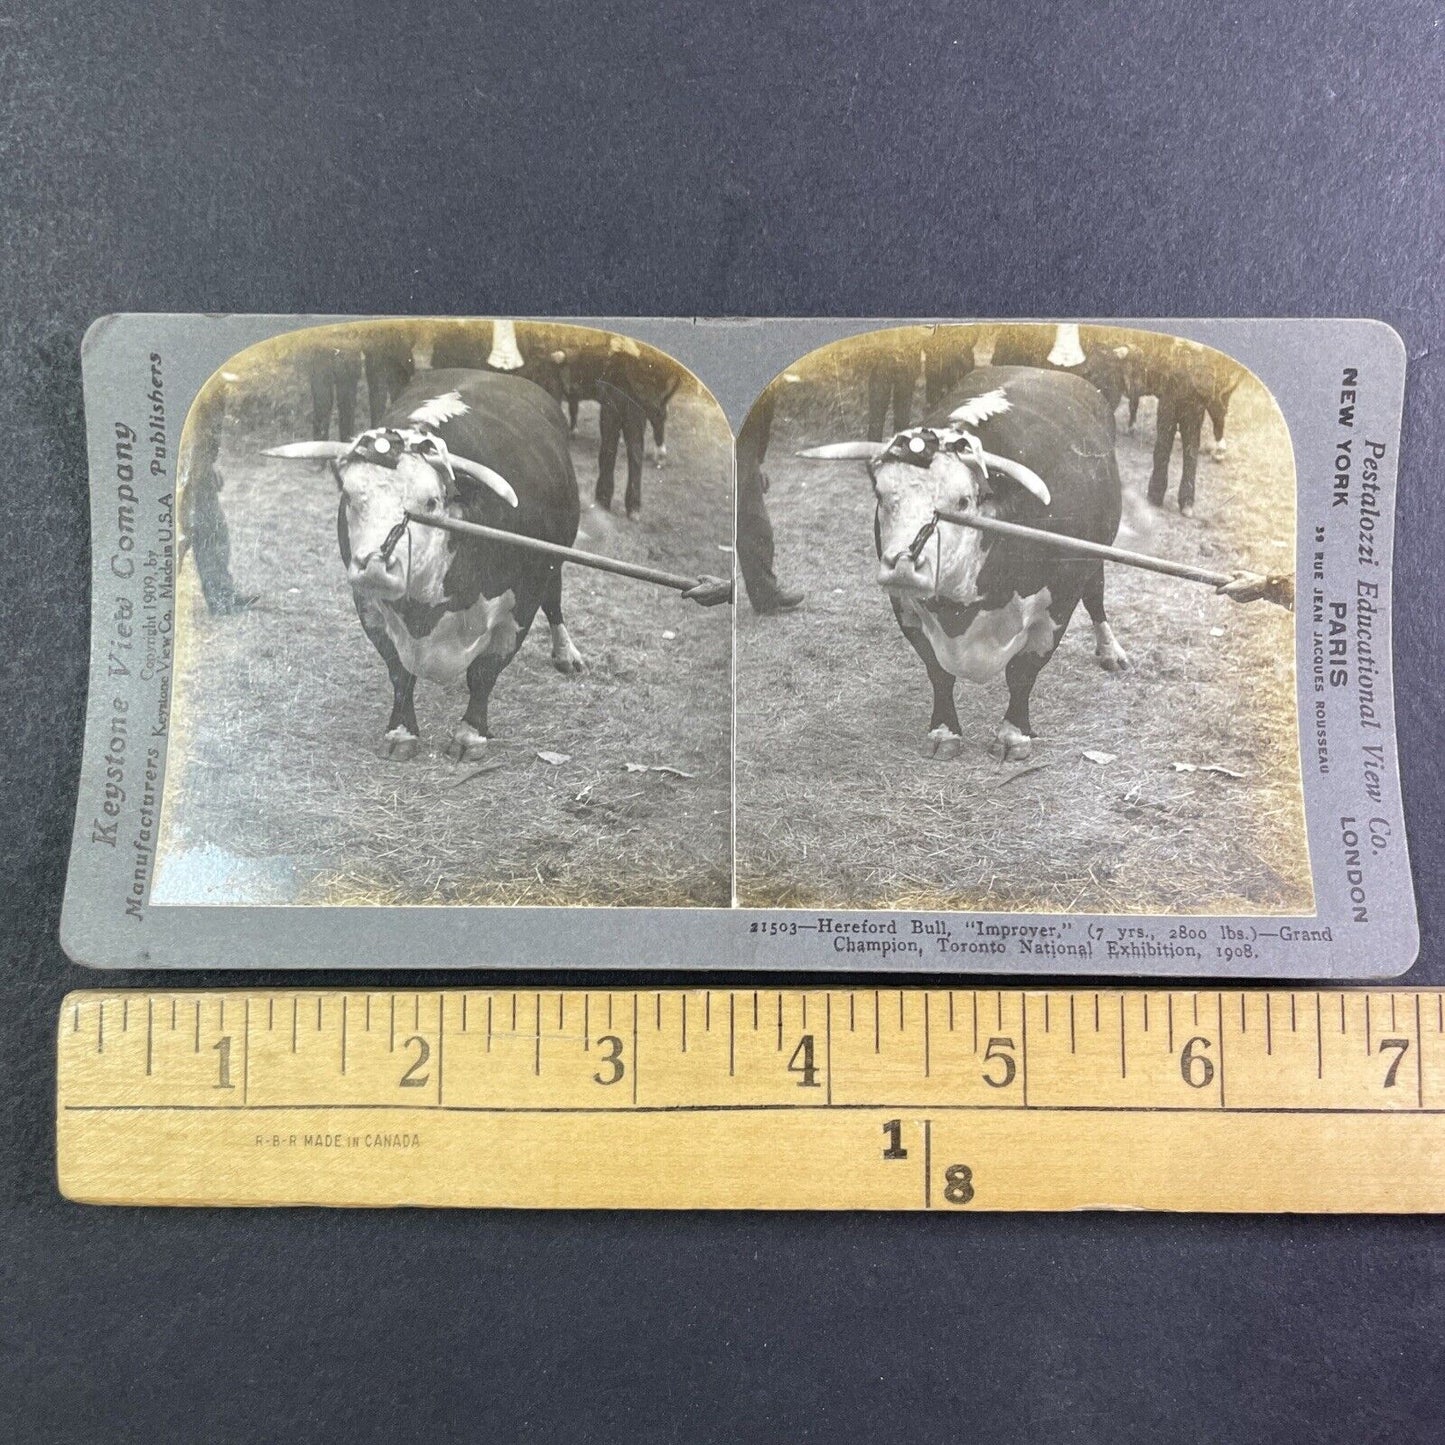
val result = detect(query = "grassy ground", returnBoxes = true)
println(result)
[154,349,734,907]
[735,358,1313,915]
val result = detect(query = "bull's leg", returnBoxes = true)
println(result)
[448,601,542,761]
[1127,387,1141,432]
[541,564,584,674]
[891,598,963,760]
[353,595,420,760]
[595,401,621,510]
[567,395,580,432]
[622,405,646,519]
[996,593,1078,761]
[1082,563,1129,672]
[1177,403,1205,516]
[1147,396,1179,506]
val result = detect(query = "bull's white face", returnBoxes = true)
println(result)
[874,442,989,601]
[341,445,451,605]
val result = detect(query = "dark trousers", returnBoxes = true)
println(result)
[1148,394,1206,510]
[595,395,646,516]
[184,464,247,613]
[364,351,414,427]
[736,451,783,609]
[866,358,915,442]
[309,351,363,441]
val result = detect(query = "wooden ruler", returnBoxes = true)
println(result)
[57,988,1445,1211]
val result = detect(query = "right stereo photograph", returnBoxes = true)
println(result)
[733,322,1310,916]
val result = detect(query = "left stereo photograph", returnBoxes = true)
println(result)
[68,317,736,945]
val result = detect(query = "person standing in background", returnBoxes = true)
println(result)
[362,326,416,427]
[735,376,804,615]
[179,371,257,616]
[308,341,363,441]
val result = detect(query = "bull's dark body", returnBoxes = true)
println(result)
[340,369,579,745]
[989,324,1128,414]
[428,323,568,400]
[886,366,1122,746]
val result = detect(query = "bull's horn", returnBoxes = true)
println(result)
[263,441,352,461]
[450,456,519,508]
[980,451,1051,507]
[797,441,888,461]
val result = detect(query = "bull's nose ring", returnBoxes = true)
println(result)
[905,514,939,563]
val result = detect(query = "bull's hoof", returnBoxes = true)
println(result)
[991,722,1033,762]
[381,727,419,761]
[1179,503,1196,519]
[551,642,585,674]
[445,723,490,763]
[625,507,641,522]
[926,726,963,761]
[1095,639,1131,673]
[1211,442,1229,463]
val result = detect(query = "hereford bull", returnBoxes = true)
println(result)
[800,366,1127,761]
[263,369,584,762]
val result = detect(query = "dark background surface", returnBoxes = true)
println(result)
[3,2,1442,1440]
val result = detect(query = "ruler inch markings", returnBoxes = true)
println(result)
[1416,991,1425,1110]
[825,992,833,1104]
[923,1118,932,1209]
[55,988,1445,1212]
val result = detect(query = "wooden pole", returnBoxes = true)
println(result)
[932,508,1293,607]
[405,510,704,592]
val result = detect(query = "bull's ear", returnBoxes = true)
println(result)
[263,441,351,461]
